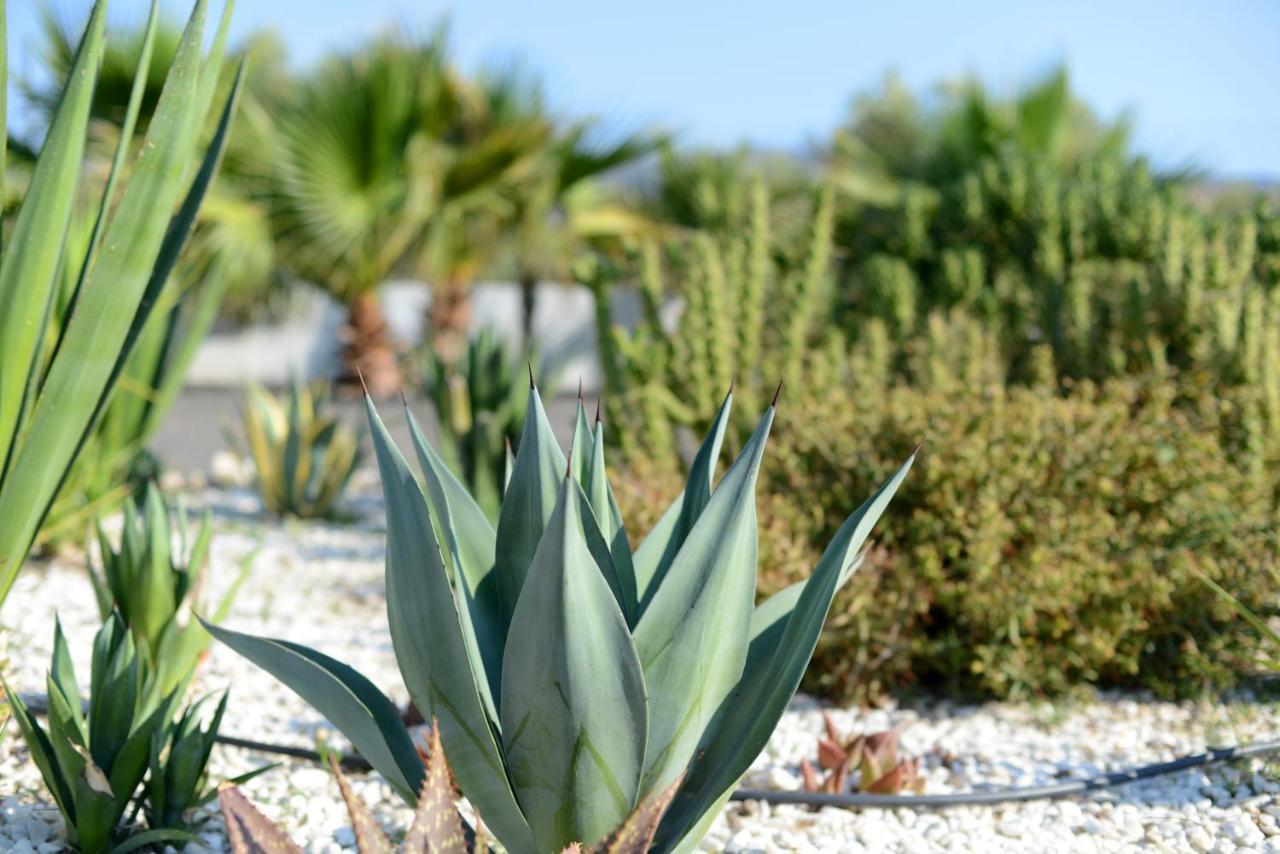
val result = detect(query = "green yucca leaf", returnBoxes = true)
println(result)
[202,622,423,803]
[9,614,176,852]
[76,0,159,282]
[632,389,733,612]
[0,0,106,466]
[500,474,648,850]
[364,397,535,851]
[403,404,503,722]
[633,402,773,795]
[653,452,915,850]
[0,0,242,605]
[493,385,567,638]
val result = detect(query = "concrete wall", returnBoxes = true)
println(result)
[187,280,623,392]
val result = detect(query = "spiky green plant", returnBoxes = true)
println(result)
[0,0,241,608]
[209,382,913,852]
[145,691,240,831]
[2,616,181,853]
[590,180,836,462]
[420,325,559,520]
[240,381,362,519]
[88,483,249,702]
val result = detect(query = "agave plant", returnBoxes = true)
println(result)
[240,381,362,519]
[0,0,241,607]
[88,483,249,703]
[146,692,244,831]
[218,721,678,853]
[2,616,177,852]
[420,325,558,519]
[210,381,913,852]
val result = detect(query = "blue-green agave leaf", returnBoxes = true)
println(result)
[631,403,773,795]
[586,419,637,625]
[653,453,915,852]
[365,397,535,852]
[632,389,733,612]
[404,403,502,721]
[500,474,648,851]
[204,621,423,804]
[493,386,567,639]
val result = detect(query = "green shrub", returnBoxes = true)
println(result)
[755,376,1278,701]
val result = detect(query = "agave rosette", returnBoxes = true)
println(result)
[211,382,913,852]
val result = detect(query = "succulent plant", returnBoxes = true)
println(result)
[419,325,559,520]
[2,616,178,853]
[240,380,362,519]
[145,692,232,831]
[210,381,913,852]
[0,0,241,607]
[218,721,680,853]
[88,483,250,703]
[799,712,925,796]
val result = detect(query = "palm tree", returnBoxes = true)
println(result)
[273,33,550,389]
[509,114,663,348]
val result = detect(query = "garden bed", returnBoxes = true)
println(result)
[2,482,1278,853]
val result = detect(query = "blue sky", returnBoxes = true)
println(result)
[10,0,1280,178]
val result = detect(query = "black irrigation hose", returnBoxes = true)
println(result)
[207,731,1280,810]
[19,694,1280,810]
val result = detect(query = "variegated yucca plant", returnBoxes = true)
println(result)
[210,381,913,852]
[0,0,242,607]
[240,381,362,519]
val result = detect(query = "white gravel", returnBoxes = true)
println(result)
[2,480,1279,852]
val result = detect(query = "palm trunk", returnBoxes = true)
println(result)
[519,270,537,351]
[340,291,401,397]
[427,276,473,366]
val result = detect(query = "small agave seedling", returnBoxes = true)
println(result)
[146,691,243,831]
[420,325,559,520]
[89,483,249,703]
[210,381,913,852]
[2,616,177,853]
[218,721,678,853]
[800,712,925,796]
[240,380,363,519]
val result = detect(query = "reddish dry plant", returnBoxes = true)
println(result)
[219,719,681,854]
[799,711,925,796]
